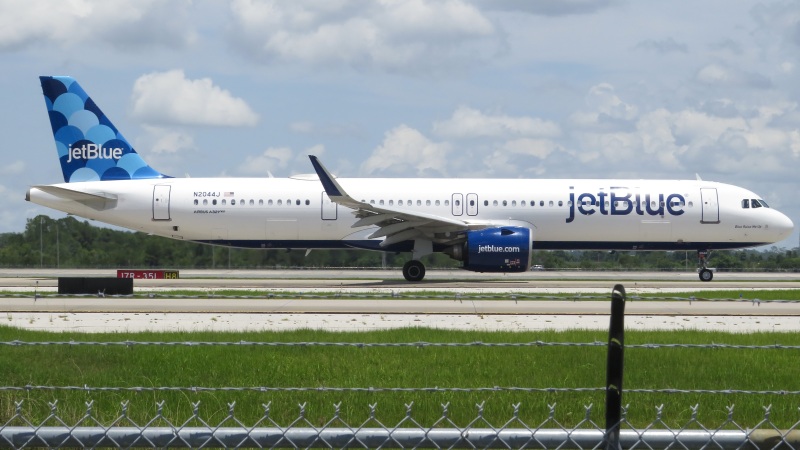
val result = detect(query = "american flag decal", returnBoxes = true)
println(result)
[224,192,234,197]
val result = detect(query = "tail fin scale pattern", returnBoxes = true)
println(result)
[40,76,167,182]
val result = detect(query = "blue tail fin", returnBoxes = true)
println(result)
[40,76,169,182]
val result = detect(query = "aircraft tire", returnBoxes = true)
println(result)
[403,260,426,282]
[699,268,713,282]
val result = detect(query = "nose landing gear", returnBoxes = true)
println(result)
[698,250,713,282]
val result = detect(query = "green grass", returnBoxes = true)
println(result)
[1,326,798,429]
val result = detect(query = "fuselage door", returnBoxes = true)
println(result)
[153,185,171,221]
[452,193,463,216]
[466,193,478,216]
[700,188,720,224]
[321,192,337,220]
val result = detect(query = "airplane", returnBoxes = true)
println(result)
[27,76,794,282]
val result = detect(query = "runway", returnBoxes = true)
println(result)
[0,269,798,333]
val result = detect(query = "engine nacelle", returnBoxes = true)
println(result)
[445,226,532,273]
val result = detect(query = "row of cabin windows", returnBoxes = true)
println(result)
[193,198,692,209]
[364,199,690,208]
[194,198,311,206]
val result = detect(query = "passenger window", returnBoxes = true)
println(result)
[398,200,403,206]
[558,201,563,207]
[389,200,394,206]
[445,200,450,206]
[455,200,460,206]
[259,200,263,206]
[435,200,440,206]
[530,200,535,206]
[203,199,208,206]
[511,200,517,207]
[417,200,421,206]
[742,199,750,208]
[212,199,217,205]
[540,201,545,207]
[549,201,554,207]
[250,200,255,206]
[286,199,291,206]
[193,199,198,205]
[426,200,431,206]
[380,200,385,205]
[277,200,282,205]
[502,200,507,206]
[295,200,300,205]
[268,199,273,206]
[470,200,475,206]
[305,200,310,205]
[493,200,498,206]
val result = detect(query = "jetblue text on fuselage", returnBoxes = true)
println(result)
[66,144,123,164]
[565,187,686,223]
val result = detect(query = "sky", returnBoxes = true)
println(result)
[2,0,799,248]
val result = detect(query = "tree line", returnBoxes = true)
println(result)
[2,215,799,271]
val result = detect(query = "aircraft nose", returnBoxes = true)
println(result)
[772,211,794,241]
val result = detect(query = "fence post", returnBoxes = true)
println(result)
[605,284,626,450]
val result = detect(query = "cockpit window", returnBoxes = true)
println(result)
[743,199,770,209]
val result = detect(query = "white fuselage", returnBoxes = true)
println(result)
[27,176,794,252]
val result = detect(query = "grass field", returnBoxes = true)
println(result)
[1,325,798,429]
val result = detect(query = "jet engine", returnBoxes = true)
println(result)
[444,226,532,272]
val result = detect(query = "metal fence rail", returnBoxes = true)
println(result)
[2,401,799,449]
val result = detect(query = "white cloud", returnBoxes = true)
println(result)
[142,126,196,155]
[433,106,561,139]
[695,63,772,89]
[228,0,501,73]
[361,125,451,176]
[130,70,259,127]
[239,147,294,175]
[0,0,195,51]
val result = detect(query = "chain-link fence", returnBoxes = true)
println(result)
[2,400,799,449]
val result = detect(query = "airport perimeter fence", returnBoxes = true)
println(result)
[2,400,800,449]
[3,287,800,448]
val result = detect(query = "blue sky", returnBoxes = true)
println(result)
[2,0,799,248]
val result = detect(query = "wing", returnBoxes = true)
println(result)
[309,155,484,247]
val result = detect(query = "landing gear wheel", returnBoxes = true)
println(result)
[402,260,426,282]
[699,268,713,282]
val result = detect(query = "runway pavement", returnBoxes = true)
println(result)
[1,268,799,291]
[0,269,797,332]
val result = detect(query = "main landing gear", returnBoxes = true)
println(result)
[697,250,713,282]
[402,260,426,282]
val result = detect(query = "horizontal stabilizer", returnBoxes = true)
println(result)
[31,185,118,210]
